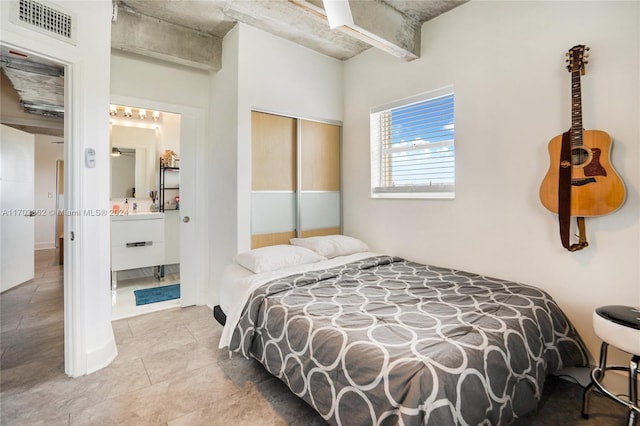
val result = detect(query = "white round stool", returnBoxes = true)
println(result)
[582,305,640,426]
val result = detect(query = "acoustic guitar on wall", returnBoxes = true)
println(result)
[539,45,625,219]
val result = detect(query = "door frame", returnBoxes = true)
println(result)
[0,37,121,377]
[110,94,207,307]
[0,40,84,376]
[63,59,85,376]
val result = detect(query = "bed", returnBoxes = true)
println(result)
[216,236,588,425]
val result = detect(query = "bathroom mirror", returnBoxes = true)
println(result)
[110,125,157,199]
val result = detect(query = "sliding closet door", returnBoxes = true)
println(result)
[251,111,297,248]
[299,119,341,237]
[250,111,342,248]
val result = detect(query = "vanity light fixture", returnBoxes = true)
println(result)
[109,105,161,122]
[111,147,122,157]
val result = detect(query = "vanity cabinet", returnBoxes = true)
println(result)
[111,213,165,288]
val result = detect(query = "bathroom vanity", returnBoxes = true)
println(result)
[111,212,165,289]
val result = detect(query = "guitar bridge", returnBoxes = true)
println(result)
[571,178,596,186]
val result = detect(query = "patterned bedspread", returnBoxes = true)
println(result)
[229,256,588,425]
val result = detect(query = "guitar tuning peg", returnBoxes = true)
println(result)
[584,60,589,64]
[565,52,570,57]
[584,53,590,58]
[585,46,591,51]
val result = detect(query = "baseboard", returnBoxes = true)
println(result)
[35,241,56,250]
[600,368,637,397]
[85,336,118,375]
[557,365,638,398]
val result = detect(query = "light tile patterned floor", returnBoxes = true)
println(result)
[0,249,628,425]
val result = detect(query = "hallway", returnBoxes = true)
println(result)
[1,249,64,369]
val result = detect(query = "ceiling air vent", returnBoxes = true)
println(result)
[10,0,76,45]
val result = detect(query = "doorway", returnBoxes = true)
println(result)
[108,93,201,315]
[0,47,68,372]
[108,105,183,319]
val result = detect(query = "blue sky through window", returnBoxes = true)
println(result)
[387,94,455,188]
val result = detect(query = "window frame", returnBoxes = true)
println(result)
[370,86,455,200]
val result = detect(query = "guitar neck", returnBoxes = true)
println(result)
[570,70,583,147]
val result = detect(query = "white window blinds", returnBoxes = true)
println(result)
[370,88,455,199]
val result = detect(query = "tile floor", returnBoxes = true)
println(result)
[0,249,629,425]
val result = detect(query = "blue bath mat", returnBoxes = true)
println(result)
[134,284,180,306]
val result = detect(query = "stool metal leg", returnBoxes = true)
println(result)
[582,342,609,419]
[628,355,639,426]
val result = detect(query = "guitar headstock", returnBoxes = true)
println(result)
[566,44,590,75]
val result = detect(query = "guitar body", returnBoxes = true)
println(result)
[539,129,625,216]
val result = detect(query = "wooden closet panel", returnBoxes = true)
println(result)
[301,227,341,238]
[300,120,340,191]
[252,231,297,249]
[251,111,297,191]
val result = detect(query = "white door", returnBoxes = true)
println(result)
[178,113,197,306]
[0,124,35,292]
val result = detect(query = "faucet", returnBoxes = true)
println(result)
[132,202,138,212]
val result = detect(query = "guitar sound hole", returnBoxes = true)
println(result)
[571,147,589,166]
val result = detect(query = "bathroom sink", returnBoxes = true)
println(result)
[111,211,165,221]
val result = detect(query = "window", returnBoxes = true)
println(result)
[370,87,455,199]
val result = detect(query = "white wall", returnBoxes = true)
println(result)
[208,24,344,306]
[1,0,116,376]
[34,135,63,250]
[343,1,639,369]
[111,51,211,109]
[160,113,182,155]
[209,25,240,307]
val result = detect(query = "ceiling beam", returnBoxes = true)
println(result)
[290,0,420,61]
[111,6,222,71]
[1,70,63,136]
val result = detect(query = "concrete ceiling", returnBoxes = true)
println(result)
[113,0,468,67]
[1,0,467,127]
[0,45,65,136]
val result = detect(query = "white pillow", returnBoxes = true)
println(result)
[289,235,369,259]
[233,244,327,274]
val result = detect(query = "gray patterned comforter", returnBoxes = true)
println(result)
[229,256,588,425]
